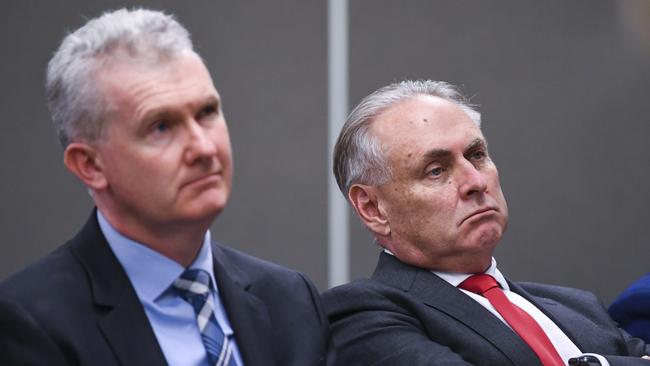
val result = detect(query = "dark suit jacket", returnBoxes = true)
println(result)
[0,212,332,366]
[610,273,650,344]
[323,252,650,366]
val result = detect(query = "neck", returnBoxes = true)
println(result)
[383,240,494,274]
[98,208,212,268]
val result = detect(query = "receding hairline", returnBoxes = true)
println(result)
[366,93,483,142]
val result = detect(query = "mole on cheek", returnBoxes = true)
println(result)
[423,118,428,123]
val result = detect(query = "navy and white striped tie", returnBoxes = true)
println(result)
[173,269,237,366]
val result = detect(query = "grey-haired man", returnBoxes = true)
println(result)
[323,80,649,366]
[0,8,331,366]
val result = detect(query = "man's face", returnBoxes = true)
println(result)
[92,51,233,231]
[371,95,508,273]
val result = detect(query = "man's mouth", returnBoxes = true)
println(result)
[183,171,222,188]
[460,207,498,226]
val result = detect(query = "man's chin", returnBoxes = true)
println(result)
[177,199,227,224]
[464,225,503,251]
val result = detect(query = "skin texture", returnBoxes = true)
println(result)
[63,51,233,266]
[349,95,508,273]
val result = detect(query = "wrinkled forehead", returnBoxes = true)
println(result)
[371,95,481,142]
[371,95,484,164]
[93,51,218,120]
[96,51,214,94]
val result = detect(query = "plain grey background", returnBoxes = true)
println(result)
[1,0,649,305]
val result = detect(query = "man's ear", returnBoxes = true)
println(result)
[348,184,390,237]
[63,142,108,190]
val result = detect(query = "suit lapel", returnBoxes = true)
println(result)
[71,211,167,366]
[372,253,542,366]
[212,243,273,366]
[508,282,598,352]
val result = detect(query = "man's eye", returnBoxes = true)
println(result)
[428,167,444,177]
[198,104,218,119]
[470,150,486,160]
[152,121,170,133]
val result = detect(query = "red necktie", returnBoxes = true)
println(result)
[459,274,565,366]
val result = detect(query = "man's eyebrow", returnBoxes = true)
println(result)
[201,95,220,108]
[140,95,220,123]
[420,138,487,162]
[190,94,221,113]
[140,108,176,124]
[466,138,487,151]
[423,148,452,161]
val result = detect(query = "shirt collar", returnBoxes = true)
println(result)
[97,210,218,302]
[432,257,510,291]
[382,248,509,290]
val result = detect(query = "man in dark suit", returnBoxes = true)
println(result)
[322,79,650,365]
[0,8,331,366]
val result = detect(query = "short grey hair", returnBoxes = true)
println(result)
[46,8,195,147]
[333,79,481,195]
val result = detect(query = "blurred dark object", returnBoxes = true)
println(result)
[609,273,650,343]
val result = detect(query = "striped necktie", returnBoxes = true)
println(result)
[173,268,237,366]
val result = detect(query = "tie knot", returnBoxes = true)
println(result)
[458,274,501,295]
[173,268,212,303]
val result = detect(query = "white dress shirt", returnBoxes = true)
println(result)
[433,257,609,366]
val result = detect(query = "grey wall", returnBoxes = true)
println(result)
[1,1,649,304]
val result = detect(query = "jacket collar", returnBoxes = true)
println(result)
[70,210,169,366]
[372,252,543,366]
[211,243,274,366]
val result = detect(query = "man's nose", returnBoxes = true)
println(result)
[457,161,488,199]
[184,121,217,163]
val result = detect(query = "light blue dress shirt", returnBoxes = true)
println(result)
[97,210,244,366]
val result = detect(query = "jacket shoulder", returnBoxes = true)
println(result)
[0,242,85,305]
[214,242,313,288]
[517,281,601,305]
[323,278,411,317]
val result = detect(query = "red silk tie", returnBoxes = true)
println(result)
[459,274,565,366]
